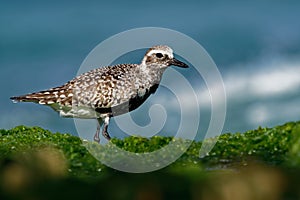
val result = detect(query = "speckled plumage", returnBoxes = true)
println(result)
[11,45,188,142]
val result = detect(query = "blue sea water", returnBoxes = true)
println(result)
[1,0,300,140]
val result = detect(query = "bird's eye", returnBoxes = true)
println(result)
[155,53,164,58]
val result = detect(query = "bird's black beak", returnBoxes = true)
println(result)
[169,58,189,68]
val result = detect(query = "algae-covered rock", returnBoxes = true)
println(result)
[1,121,300,199]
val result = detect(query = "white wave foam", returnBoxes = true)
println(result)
[152,58,300,132]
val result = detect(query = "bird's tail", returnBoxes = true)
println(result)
[10,85,73,105]
[10,92,51,104]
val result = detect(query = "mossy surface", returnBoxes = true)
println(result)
[1,121,300,199]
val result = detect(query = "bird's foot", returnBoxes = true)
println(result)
[102,130,111,141]
[94,120,101,143]
[93,134,101,143]
[102,123,111,140]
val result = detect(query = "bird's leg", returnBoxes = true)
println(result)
[94,118,102,143]
[102,116,111,140]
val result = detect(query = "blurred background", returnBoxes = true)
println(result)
[1,0,300,140]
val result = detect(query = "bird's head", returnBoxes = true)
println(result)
[141,45,189,69]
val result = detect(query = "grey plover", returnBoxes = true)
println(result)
[10,45,188,142]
